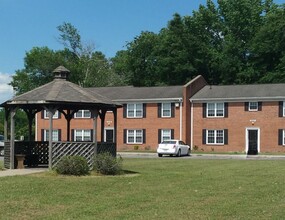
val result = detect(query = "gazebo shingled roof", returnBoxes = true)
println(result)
[1,66,121,108]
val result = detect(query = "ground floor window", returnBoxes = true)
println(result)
[161,129,171,142]
[74,129,92,142]
[127,129,143,144]
[203,129,228,145]
[43,129,60,141]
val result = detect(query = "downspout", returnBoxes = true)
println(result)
[190,100,194,149]
[179,98,183,140]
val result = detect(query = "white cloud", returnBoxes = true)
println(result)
[0,72,14,104]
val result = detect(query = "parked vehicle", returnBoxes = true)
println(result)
[0,135,4,156]
[157,140,191,157]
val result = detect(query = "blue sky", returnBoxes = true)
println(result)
[0,0,285,104]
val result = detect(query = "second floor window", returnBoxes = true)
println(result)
[162,103,171,117]
[207,103,224,117]
[75,110,91,118]
[44,110,59,119]
[127,103,143,118]
[249,102,258,111]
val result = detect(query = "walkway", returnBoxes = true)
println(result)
[0,168,48,177]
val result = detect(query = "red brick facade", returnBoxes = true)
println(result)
[191,101,285,153]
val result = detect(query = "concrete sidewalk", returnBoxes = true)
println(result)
[0,168,48,177]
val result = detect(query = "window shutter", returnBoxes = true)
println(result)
[143,129,146,143]
[158,129,161,144]
[123,129,127,144]
[245,102,249,111]
[143,103,146,118]
[171,129,174,139]
[203,103,207,118]
[71,129,74,141]
[278,129,283,145]
[279,101,283,117]
[202,129,206,144]
[58,129,61,141]
[224,129,228,145]
[123,104,127,118]
[41,129,45,141]
[258,102,262,111]
[90,129,94,142]
[41,110,45,119]
[58,112,61,119]
[171,103,175,118]
[158,103,162,118]
[224,103,228,118]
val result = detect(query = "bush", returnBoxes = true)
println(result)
[133,145,139,150]
[55,155,90,176]
[93,152,123,175]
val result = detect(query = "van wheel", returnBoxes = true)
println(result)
[158,154,162,157]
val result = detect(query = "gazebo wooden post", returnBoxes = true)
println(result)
[10,108,17,169]
[4,108,9,141]
[92,110,99,157]
[47,109,55,169]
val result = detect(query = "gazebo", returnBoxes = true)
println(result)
[0,66,121,169]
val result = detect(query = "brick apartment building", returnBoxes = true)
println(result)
[36,75,285,154]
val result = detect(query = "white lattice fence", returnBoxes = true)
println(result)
[52,142,95,168]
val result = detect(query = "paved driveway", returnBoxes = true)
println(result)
[118,152,285,160]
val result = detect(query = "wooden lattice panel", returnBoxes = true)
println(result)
[52,142,95,168]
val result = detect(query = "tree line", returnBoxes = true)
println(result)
[10,0,285,95]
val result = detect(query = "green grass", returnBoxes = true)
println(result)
[0,158,285,219]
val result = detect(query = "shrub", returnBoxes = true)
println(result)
[193,145,199,151]
[55,155,90,176]
[133,145,139,150]
[93,152,123,175]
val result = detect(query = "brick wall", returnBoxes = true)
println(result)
[192,101,285,153]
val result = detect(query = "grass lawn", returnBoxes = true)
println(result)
[0,158,285,219]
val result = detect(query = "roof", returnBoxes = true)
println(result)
[87,85,183,102]
[1,78,121,108]
[190,84,285,102]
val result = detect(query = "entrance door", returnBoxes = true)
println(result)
[247,129,259,155]
[105,129,114,143]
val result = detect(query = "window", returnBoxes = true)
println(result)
[127,103,143,118]
[249,102,258,111]
[206,130,224,144]
[44,110,59,119]
[162,103,171,117]
[74,129,91,141]
[127,129,143,144]
[44,130,59,141]
[207,103,224,117]
[74,110,91,118]
[161,129,171,142]
[283,102,285,116]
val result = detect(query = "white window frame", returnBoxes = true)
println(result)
[127,129,143,144]
[44,110,59,119]
[249,102,258,111]
[127,103,143,118]
[74,110,91,118]
[162,103,171,117]
[206,129,224,145]
[161,129,171,142]
[44,129,59,141]
[74,129,91,142]
[283,130,285,145]
[207,103,224,117]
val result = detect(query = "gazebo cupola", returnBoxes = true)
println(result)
[53,65,70,80]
